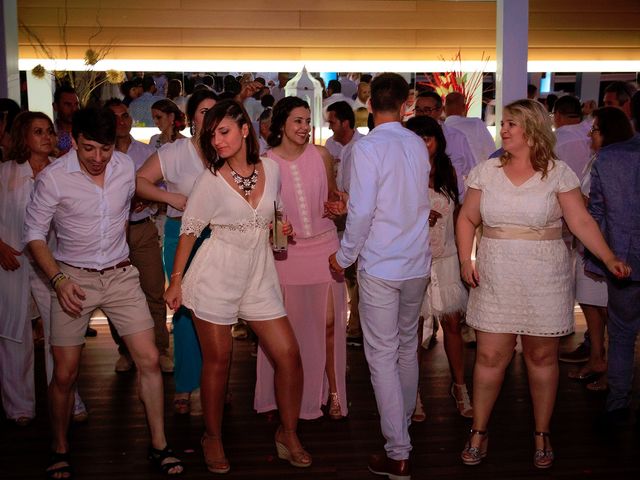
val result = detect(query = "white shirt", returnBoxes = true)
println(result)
[336,121,431,281]
[352,98,368,111]
[554,123,592,182]
[323,94,354,120]
[126,138,157,222]
[442,124,478,203]
[327,130,364,192]
[243,97,263,121]
[338,77,358,100]
[1,161,43,341]
[24,149,135,270]
[157,138,206,217]
[444,115,496,164]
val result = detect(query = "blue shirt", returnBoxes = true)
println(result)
[129,92,163,127]
[336,121,431,281]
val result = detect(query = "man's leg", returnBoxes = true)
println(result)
[396,277,429,422]
[605,279,640,412]
[357,271,409,461]
[128,221,171,362]
[49,346,83,453]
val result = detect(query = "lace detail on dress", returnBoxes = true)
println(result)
[213,215,270,233]
[180,217,209,237]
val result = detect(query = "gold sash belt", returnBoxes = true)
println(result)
[482,225,562,241]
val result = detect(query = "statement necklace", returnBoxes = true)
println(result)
[228,163,258,197]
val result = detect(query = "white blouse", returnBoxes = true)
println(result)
[157,138,205,217]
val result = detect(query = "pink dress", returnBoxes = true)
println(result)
[254,144,348,419]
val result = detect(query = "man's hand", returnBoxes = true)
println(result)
[55,278,86,317]
[329,252,344,274]
[0,240,22,271]
[324,191,349,218]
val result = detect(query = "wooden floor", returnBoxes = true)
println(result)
[2,322,640,480]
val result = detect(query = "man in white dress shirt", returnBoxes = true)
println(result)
[329,73,431,480]
[415,91,477,202]
[444,91,496,164]
[105,98,173,374]
[323,80,355,113]
[325,101,365,346]
[25,108,182,477]
[553,95,592,179]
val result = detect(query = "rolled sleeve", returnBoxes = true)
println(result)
[23,171,59,246]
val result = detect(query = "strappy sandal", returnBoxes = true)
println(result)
[46,451,73,479]
[275,427,312,468]
[451,383,474,418]
[173,395,190,415]
[461,429,488,466]
[533,431,554,469]
[148,445,184,476]
[412,392,426,423]
[328,392,344,420]
[201,433,230,474]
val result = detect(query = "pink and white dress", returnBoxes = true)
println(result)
[254,144,348,419]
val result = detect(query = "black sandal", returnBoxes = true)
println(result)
[148,445,184,476]
[46,451,73,479]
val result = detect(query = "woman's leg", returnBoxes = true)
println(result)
[440,313,465,384]
[521,335,560,451]
[469,331,517,446]
[325,288,338,394]
[248,317,308,460]
[579,304,608,375]
[191,317,232,463]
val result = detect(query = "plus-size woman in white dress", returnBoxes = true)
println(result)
[456,99,631,469]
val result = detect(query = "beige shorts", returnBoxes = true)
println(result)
[50,263,154,346]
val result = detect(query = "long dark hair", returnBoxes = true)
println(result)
[8,111,55,164]
[199,99,260,174]
[186,89,218,135]
[151,98,186,141]
[405,115,459,205]
[592,106,634,148]
[267,96,310,147]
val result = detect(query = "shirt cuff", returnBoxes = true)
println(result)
[23,231,47,246]
[335,249,353,269]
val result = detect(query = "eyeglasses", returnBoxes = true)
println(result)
[589,126,601,134]
[415,106,441,115]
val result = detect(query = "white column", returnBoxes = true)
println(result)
[26,71,54,120]
[495,0,529,139]
[0,0,20,101]
[576,72,601,104]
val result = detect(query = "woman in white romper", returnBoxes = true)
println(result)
[164,100,311,474]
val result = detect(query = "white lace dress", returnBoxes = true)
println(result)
[465,158,580,336]
[179,157,286,325]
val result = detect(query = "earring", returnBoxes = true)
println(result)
[527,138,534,147]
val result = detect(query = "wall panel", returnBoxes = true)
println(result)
[16,0,640,62]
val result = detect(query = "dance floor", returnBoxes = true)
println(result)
[2,319,640,479]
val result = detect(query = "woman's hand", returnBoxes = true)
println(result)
[0,240,21,271]
[460,259,479,288]
[164,281,183,310]
[282,219,294,237]
[168,193,188,212]
[604,257,632,279]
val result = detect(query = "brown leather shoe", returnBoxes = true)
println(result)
[368,453,411,480]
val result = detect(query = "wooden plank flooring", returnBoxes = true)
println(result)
[2,323,640,479]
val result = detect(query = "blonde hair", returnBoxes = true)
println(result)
[500,99,557,178]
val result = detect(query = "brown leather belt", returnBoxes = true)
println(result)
[62,260,132,274]
[129,216,151,226]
